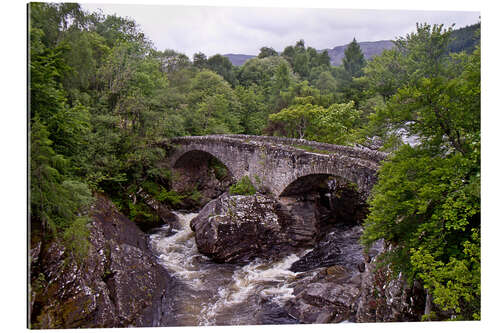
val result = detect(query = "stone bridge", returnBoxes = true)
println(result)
[165,134,387,199]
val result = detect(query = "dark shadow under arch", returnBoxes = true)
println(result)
[280,173,368,225]
[279,174,337,197]
[171,150,234,209]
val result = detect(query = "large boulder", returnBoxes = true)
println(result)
[189,193,319,264]
[29,194,176,328]
[286,266,362,323]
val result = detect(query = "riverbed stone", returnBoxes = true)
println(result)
[190,193,318,263]
[286,278,361,323]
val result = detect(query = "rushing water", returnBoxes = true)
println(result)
[148,211,305,326]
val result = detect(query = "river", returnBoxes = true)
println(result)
[148,211,365,326]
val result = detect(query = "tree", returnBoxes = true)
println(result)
[155,49,191,74]
[193,52,208,68]
[268,98,360,144]
[342,38,366,78]
[315,71,337,94]
[235,85,268,134]
[238,56,292,89]
[206,54,238,86]
[361,24,480,320]
[293,52,310,78]
[258,46,278,58]
[185,70,242,135]
[30,118,93,255]
[363,48,405,101]
[282,45,295,64]
[318,50,331,67]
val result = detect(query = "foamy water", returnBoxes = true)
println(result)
[148,211,304,326]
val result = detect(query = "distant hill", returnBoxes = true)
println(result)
[222,23,480,67]
[222,41,395,67]
[448,22,480,54]
[323,40,395,66]
[222,54,255,66]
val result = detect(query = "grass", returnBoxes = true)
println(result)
[292,144,331,155]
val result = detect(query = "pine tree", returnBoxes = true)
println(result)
[342,38,366,78]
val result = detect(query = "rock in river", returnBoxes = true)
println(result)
[190,193,319,264]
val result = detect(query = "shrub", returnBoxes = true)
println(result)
[157,189,185,206]
[229,176,256,195]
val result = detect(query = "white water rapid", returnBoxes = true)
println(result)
[148,211,307,326]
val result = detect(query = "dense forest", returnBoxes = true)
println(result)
[29,3,480,320]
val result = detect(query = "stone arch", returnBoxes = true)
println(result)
[275,162,373,199]
[170,149,235,207]
[279,173,336,197]
[173,149,234,178]
[279,173,368,225]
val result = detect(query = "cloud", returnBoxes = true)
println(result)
[81,3,480,57]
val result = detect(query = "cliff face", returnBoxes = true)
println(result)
[29,194,176,329]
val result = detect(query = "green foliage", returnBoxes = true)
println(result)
[229,176,257,195]
[30,118,94,253]
[157,189,186,206]
[363,48,405,100]
[187,189,203,203]
[361,24,480,320]
[208,158,230,181]
[238,56,294,90]
[193,52,208,68]
[128,201,154,221]
[342,38,366,78]
[269,100,360,145]
[258,46,278,58]
[185,70,242,135]
[410,228,480,320]
[207,54,238,86]
[362,145,480,319]
[62,217,91,261]
[235,85,268,134]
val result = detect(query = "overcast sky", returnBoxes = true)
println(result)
[81,2,479,57]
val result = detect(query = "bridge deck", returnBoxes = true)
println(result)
[168,134,387,165]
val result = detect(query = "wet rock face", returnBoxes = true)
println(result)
[286,266,362,323]
[285,233,426,324]
[190,193,319,264]
[284,225,368,324]
[29,194,176,329]
[290,224,365,272]
[354,243,427,322]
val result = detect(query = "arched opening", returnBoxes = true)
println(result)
[279,174,369,272]
[279,174,367,225]
[172,150,234,210]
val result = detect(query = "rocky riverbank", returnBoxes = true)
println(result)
[29,190,428,328]
[29,194,177,328]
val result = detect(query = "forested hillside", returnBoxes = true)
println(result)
[29,3,480,321]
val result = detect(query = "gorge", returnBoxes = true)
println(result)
[29,135,429,327]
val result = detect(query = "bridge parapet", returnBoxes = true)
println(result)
[222,134,388,163]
